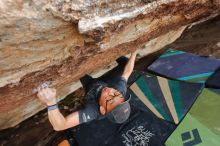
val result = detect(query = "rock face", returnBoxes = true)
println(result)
[0,0,219,129]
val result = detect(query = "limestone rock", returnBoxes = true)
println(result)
[0,0,219,129]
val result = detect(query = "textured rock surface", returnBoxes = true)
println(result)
[0,0,219,129]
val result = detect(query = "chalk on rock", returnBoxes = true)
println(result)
[32,81,52,93]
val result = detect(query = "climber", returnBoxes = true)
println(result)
[37,51,137,131]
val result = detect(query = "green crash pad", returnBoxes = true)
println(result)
[129,74,204,124]
[165,88,220,146]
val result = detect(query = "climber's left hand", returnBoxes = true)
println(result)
[37,88,57,106]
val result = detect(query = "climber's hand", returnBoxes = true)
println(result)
[37,88,57,106]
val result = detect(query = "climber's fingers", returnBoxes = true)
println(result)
[37,88,57,105]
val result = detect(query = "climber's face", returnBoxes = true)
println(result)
[99,87,125,115]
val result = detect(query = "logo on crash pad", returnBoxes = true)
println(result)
[122,126,155,146]
[181,129,202,146]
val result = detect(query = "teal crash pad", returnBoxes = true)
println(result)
[129,74,204,124]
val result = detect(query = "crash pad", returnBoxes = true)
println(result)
[129,74,204,124]
[206,67,220,89]
[104,109,175,146]
[165,88,220,146]
[148,48,220,83]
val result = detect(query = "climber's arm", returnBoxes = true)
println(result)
[122,51,137,81]
[37,88,80,131]
[48,108,80,131]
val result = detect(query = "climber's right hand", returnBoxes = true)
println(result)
[37,88,57,106]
